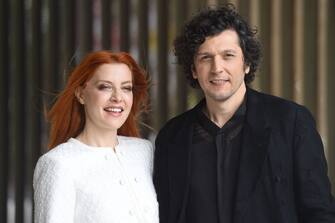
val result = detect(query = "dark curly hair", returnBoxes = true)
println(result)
[174,4,261,88]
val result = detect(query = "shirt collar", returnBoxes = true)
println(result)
[196,96,247,136]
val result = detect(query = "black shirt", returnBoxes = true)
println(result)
[186,99,246,223]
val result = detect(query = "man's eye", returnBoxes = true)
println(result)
[224,54,235,58]
[200,55,211,61]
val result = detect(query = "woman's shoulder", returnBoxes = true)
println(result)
[34,139,89,175]
[118,136,154,172]
[33,141,77,187]
[39,139,84,162]
[118,136,154,159]
[118,136,153,148]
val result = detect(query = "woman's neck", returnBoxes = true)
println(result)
[76,126,118,149]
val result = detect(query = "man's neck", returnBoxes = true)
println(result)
[204,85,246,128]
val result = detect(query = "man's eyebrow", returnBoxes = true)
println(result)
[196,49,237,55]
[196,52,211,55]
[222,49,238,54]
[195,52,213,57]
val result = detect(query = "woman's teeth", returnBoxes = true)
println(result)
[104,107,123,113]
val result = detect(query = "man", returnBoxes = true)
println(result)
[153,4,335,223]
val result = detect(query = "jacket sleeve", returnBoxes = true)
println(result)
[153,131,170,223]
[293,106,335,222]
[33,155,76,223]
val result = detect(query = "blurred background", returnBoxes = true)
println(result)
[1,0,335,222]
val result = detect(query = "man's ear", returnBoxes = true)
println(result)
[191,64,197,79]
[75,87,85,105]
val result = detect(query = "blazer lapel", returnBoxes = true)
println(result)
[235,89,271,214]
[168,120,193,197]
[167,101,203,220]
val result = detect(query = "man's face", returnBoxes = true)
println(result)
[192,29,249,104]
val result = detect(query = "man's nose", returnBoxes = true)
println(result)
[211,56,223,74]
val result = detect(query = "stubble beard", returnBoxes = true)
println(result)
[205,81,246,104]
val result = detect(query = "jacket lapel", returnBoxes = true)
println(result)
[235,89,271,213]
[168,117,193,196]
[167,102,203,220]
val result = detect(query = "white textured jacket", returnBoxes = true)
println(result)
[33,136,159,223]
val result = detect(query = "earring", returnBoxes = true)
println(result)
[245,67,250,74]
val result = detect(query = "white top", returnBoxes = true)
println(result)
[33,136,159,223]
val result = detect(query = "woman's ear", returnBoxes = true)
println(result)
[75,87,85,105]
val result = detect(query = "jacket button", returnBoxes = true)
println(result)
[104,154,111,160]
[274,176,281,183]
[143,206,149,213]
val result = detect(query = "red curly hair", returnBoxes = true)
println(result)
[47,51,148,149]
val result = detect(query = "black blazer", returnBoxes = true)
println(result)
[153,88,335,223]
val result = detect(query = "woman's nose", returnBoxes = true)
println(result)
[110,90,122,102]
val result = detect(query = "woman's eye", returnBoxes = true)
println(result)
[98,84,112,90]
[122,86,133,92]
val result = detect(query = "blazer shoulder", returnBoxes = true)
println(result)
[253,90,308,115]
[247,89,315,128]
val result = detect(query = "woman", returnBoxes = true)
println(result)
[33,51,158,223]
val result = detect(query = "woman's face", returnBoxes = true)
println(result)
[77,63,133,133]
